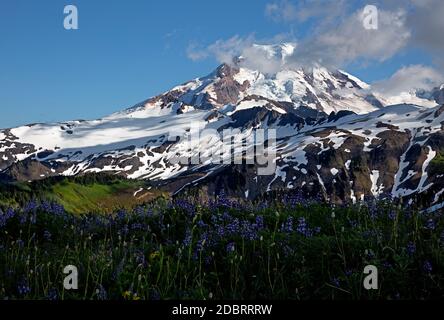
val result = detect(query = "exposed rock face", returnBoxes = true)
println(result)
[1,60,444,207]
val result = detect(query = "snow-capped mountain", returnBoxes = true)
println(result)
[1,54,443,205]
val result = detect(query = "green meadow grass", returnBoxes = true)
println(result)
[1,197,443,300]
[0,175,162,214]
[49,180,140,214]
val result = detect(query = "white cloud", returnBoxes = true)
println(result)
[265,0,298,23]
[265,0,348,24]
[187,0,444,91]
[186,43,209,61]
[407,0,444,69]
[188,5,410,73]
[286,8,410,68]
[186,34,295,74]
[186,35,255,63]
[372,65,444,96]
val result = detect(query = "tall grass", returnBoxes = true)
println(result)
[0,196,443,300]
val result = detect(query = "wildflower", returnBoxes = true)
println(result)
[19,214,27,225]
[23,200,37,213]
[134,250,146,267]
[116,209,127,221]
[226,242,235,253]
[226,218,240,235]
[131,223,143,231]
[388,210,396,220]
[423,261,433,274]
[296,217,312,237]
[425,219,435,230]
[255,215,264,230]
[331,277,340,288]
[150,251,160,260]
[182,229,192,247]
[240,221,258,240]
[95,285,108,300]
[195,233,208,253]
[406,242,416,256]
[197,220,207,229]
[123,290,131,299]
[17,279,31,296]
[43,230,52,241]
[47,288,58,301]
[280,216,293,233]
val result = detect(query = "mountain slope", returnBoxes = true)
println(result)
[1,59,443,205]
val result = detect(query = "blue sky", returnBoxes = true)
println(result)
[0,0,440,128]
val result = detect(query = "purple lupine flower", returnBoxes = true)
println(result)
[388,211,396,220]
[226,242,235,253]
[40,201,53,213]
[331,277,340,287]
[0,213,6,229]
[134,250,146,267]
[440,231,444,245]
[19,214,27,225]
[281,216,294,233]
[175,199,195,217]
[47,288,58,300]
[30,212,37,224]
[425,219,435,230]
[43,230,52,241]
[204,255,212,266]
[24,200,38,213]
[423,261,433,274]
[222,211,232,222]
[196,232,209,253]
[368,203,378,220]
[131,223,143,231]
[240,221,258,241]
[255,215,264,230]
[116,209,127,221]
[226,218,240,235]
[119,224,129,236]
[216,225,226,238]
[406,242,416,256]
[197,220,207,229]
[96,285,108,300]
[17,279,31,296]
[0,208,16,228]
[182,229,192,247]
[296,217,312,237]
